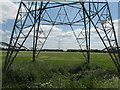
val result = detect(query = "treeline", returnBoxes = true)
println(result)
[0,48,107,53]
[0,48,28,51]
[41,49,64,52]
[0,48,64,52]
[1,47,117,53]
[67,49,107,53]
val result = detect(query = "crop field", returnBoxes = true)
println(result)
[1,50,119,88]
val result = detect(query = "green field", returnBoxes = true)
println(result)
[1,51,119,88]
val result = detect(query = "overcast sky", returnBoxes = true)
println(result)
[0,0,120,50]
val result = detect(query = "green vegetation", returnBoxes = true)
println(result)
[1,51,119,88]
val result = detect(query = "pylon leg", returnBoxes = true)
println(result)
[3,1,120,73]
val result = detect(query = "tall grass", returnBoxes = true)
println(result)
[2,61,119,88]
[2,51,119,88]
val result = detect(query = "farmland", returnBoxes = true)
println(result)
[1,50,119,88]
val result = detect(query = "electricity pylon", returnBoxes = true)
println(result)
[4,0,120,72]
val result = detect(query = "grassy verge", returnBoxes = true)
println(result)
[2,51,119,88]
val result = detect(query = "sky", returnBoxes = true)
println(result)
[0,0,120,50]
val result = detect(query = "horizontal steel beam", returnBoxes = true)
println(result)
[21,0,107,3]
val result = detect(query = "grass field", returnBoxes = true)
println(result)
[1,50,119,88]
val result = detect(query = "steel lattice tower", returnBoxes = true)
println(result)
[3,0,120,72]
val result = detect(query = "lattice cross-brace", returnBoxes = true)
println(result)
[81,2,120,72]
[3,1,120,73]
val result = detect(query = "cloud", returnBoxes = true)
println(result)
[0,0,18,24]
[0,29,5,34]
[5,30,11,34]
[0,29,10,43]
[0,30,4,41]
[1,19,119,50]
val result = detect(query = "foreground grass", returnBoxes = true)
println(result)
[2,51,119,88]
